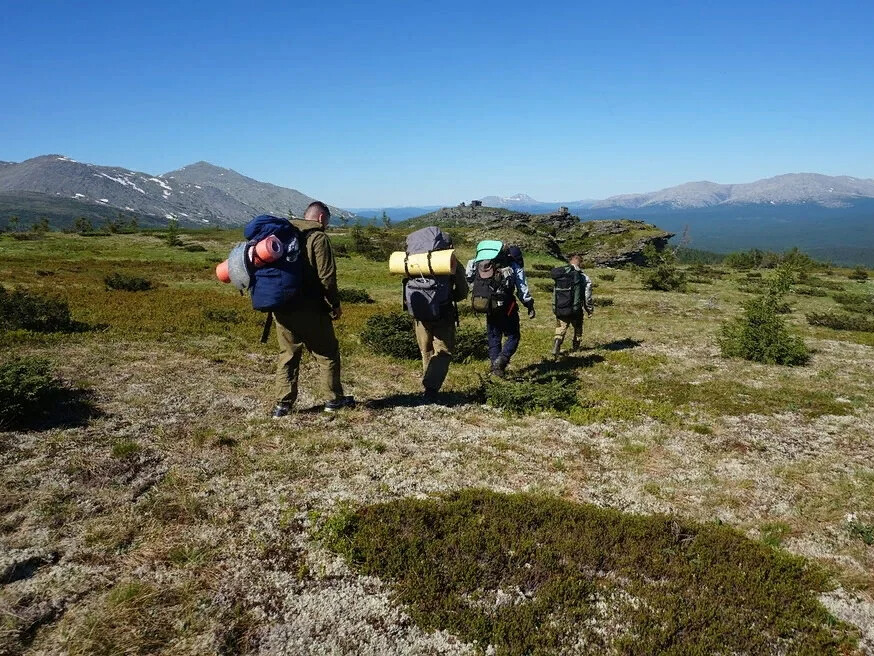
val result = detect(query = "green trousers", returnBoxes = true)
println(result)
[273,307,344,406]
[414,316,456,392]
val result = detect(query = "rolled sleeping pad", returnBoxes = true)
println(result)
[216,236,283,286]
[251,234,283,267]
[215,259,231,283]
[389,249,456,276]
[226,242,252,291]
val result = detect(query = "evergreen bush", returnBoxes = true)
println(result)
[337,288,375,304]
[485,374,579,414]
[848,266,869,282]
[0,357,63,426]
[640,245,687,292]
[719,268,809,365]
[806,312,874,333]
[105,273,153,292]
[0,286,78,333]
[454,325,488,361]
[361,312,419,359]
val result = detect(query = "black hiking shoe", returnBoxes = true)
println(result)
[491,355,509,379]
[324,396,355,413]
[271,403,293,419]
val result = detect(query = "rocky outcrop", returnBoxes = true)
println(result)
[406,205,673,265]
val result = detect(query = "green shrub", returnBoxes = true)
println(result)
[805,312,874,333]
[453,325,488,361]
[361,312,419,359]
[202,308,243,324]
[641,245,687,292]
[0,357,63,426]
[848,266,869,282]
[104,273,153,292]
[599,272,616,281]
[323,490,855,655]
[847,520,874,546]
[719,269,809,366]
[535,281,553,294]
[531,263,553,272]
[181,242,207,252]
[594,296,614,306]
[831,292,874,314]
[337,288,374,304]
[793,286,828,297]
[0,286,78,333]
[485,374,579,414]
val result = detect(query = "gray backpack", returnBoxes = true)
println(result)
[403,226,453,322]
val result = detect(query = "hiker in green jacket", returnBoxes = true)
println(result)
[272,202,354,417]
[551,254,593,357]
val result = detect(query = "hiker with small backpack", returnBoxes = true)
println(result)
[265,202,353,417]
[466,242,535,378]
[550,254,594,357]
[401,226,469,402]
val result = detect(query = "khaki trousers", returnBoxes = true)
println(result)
[273,307,344,406]
[414,317,456,392]
[554,313,584,345]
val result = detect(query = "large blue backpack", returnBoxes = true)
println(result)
[243,215,303,311]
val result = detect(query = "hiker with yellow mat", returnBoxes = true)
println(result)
[390,226,469,403]
[466,242,535,378]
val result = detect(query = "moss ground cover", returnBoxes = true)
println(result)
[323,490,859,654]
[1,229,873,654]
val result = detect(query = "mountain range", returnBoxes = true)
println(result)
[1,155,872,264]
[0,155,354,228]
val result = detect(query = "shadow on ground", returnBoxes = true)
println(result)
[364,388,484,410]
[10,389,104,432]
[588,337,643,351]
[515,354,606,380]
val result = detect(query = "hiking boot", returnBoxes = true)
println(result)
[271,403,293,419]
[422,387,440,404]
[571,339,581,352]
[551,338,562,358]
[491,355,509,378]
[324,395,355,413]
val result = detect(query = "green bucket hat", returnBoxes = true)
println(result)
[474,239,503,262]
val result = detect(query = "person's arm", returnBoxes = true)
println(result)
[512,263,534,307]
[452,264,469,302]
[464,258,476,283]
[309,231,340,311]
[583,273,594,314]
[512,263,535,317]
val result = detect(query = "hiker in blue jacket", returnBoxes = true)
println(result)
[466,244,535,377]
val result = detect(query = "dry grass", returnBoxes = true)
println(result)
[1,231,873,654]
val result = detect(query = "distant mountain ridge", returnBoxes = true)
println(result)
[479,173,874,213]
[591,173,874,210]
[0,155,354,227]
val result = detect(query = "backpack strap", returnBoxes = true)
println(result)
[260,311,273,344]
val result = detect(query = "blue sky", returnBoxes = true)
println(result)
[2,0,873,207]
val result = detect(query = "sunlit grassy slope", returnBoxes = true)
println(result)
[1,228,873,654]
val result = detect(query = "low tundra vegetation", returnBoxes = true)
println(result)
[321,490,859,655]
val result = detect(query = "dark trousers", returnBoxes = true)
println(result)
[487,306,521,362]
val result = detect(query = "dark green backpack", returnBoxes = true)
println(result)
[551,266,583,318]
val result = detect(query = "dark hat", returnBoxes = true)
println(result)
[507,245,523,264]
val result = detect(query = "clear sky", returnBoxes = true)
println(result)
[2,0,873,207]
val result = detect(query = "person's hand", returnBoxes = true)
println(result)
[586,306,594,317]
[330,305,342,320]
[527,306,536,319]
